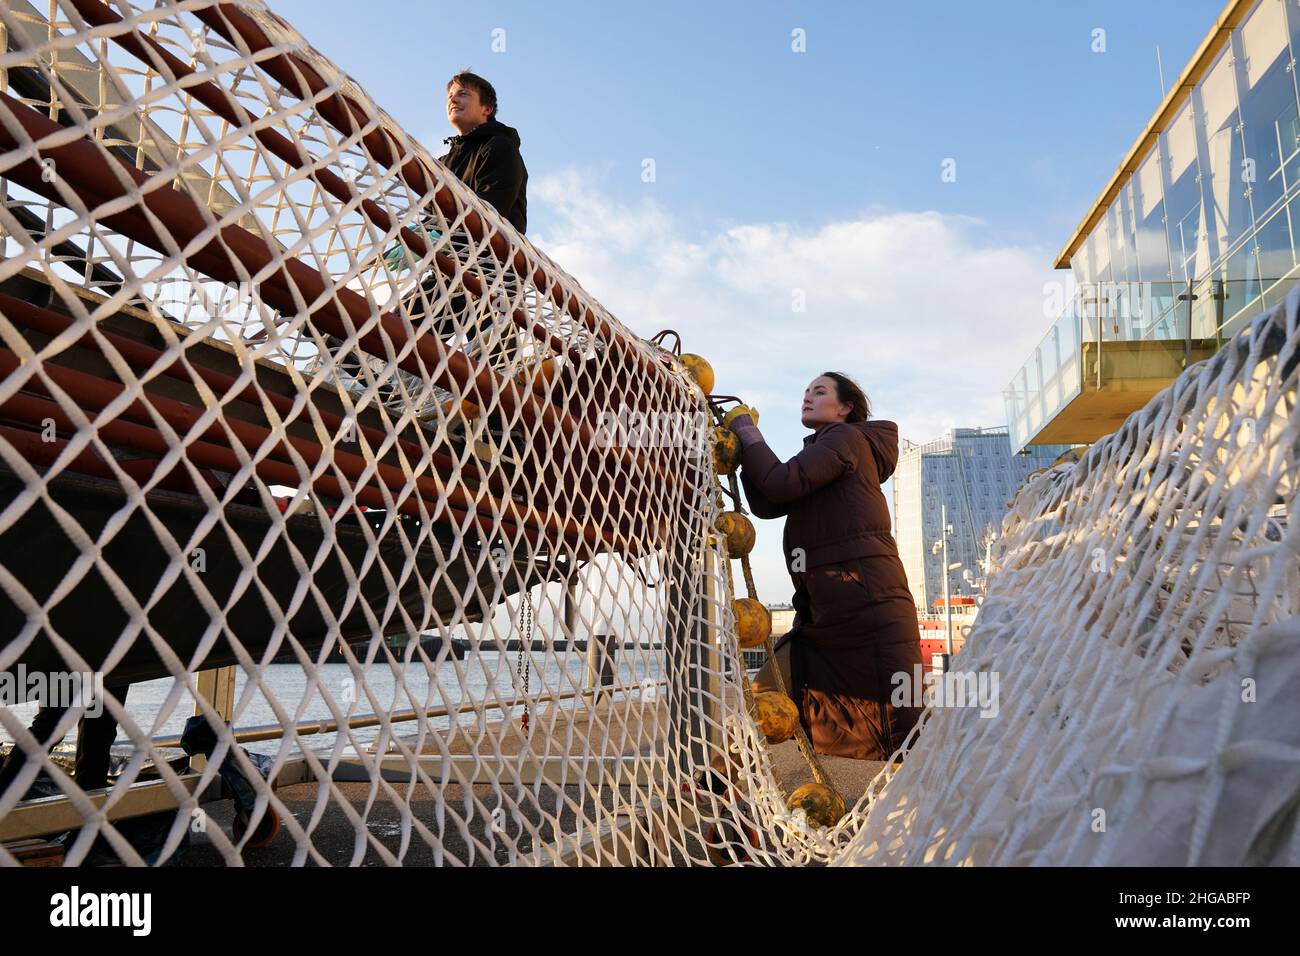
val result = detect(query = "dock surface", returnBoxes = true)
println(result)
[169,695,889,866]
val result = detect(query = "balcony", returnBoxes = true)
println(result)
[1004,276,1286,451]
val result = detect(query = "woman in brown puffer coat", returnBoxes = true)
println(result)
[732,372,924,761]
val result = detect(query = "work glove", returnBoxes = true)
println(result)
[730,415,763,449]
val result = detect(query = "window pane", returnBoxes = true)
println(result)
[1242,0,1287,88]
[1199,49,1252,261]
[1254,202,1294,282]
[1073,233,1095,286]
[1224,242,1262,324]
[1134,146,1170,282]
[1238,0,1299,220]
[1088,222,1112,284]
[1164,103,1204,279]
[1107,196,1137,282]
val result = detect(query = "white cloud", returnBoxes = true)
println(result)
[533,168,1057,434]
[530,168,1061,600]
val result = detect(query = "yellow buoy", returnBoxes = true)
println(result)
[753,691,799,744]
[712,427,740,475]
[733,598,771,649]
[679,353,715,395]
[786,783,846,829]
[722,404,759,429]
[715,511,756,557]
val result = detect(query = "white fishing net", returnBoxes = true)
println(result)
[0,0,1295,867]
[841,289,1300,866]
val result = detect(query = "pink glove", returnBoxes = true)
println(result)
[728,413,763,449]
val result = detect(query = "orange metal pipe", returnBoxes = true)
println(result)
[0,292,511,502]
[62,0,601,377]
[0,349,604,550]
[0,90,664,489]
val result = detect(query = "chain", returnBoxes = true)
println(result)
[516,594,533,736]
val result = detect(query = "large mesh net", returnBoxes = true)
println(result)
[0,0,1296,867]
[843,295,1300,866]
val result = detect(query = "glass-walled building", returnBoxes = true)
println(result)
[1007,0,1300,451]
[893,428,1069,613]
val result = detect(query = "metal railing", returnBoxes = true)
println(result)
[141,679,670,750]
[1,678,670,844]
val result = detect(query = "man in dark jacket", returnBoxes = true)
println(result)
[441,71,527,233]
[408,71,529,368]
[329,74,528,407]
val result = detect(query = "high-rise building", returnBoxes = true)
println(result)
[893,427,1069,612]
[1006,0,1300,452]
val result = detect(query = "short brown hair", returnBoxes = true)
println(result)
[447,70,498,119]
[821,371,871,423]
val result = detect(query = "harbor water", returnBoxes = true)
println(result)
[1,651,667,759]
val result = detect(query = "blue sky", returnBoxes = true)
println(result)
[275,0,1221,241]
[267,0,1225,597]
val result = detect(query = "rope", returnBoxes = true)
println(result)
[709,403,834,790]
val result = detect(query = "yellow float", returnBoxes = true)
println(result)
[712,427,740,474]
[753,691,799,744]
[733,598,771,649]
[679,353,714,395]
[715,511,756,558]
[786,783,846,829]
